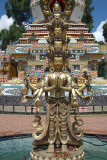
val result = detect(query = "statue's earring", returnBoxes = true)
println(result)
[62,67,67,73]
[50,67,55,73]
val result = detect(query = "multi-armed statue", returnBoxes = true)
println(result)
[22,2,93,160]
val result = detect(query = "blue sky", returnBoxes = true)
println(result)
[0,0,107,41]
[92,0,107,32]
[0,0,7,15]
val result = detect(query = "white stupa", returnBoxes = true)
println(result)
[30,0,45,23]
[70,0,85,23]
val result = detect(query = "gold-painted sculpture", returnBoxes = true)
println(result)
[22,2,93,160]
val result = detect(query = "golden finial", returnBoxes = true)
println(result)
[78,17,82,24]
[33,18,37,24]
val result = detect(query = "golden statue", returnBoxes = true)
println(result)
[22,2,93,160]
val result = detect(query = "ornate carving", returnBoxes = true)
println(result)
[40,0,76,20]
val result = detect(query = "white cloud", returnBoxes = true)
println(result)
[22,22,30,29]
[0,15,14,31]
[93,20,107,42]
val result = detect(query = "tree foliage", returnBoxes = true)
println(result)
[82,0,94,32]
[5,0,31,25]
[0,22,26,50]
[103,22,107,42]
[95,41,105,45]
[0,0,31,50]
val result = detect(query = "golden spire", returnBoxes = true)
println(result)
[78,17,82,24]
[33,18,37,24]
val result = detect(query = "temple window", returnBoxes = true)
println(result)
[40,54,46,60]
[35,65,43,71]
[40,50,43,53]
[73,65,80,71]
[72,50,76,53]
[70,54,76,59]
[35,50,38,53]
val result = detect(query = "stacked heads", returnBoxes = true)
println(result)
[46,2,70,72]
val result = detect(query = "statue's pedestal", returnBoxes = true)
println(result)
[30,146,84,160]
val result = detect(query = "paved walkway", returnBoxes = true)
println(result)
[0,114,107,137]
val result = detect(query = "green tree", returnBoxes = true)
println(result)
[103,22,107,42]
[0,0,31,50]
[82,0,94,32]
[0,22,26,50]
[5,0,31,25]
[95,41,105,45]
[98,41,105,45]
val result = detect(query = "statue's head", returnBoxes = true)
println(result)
[54,56,64,71]
[54,28,62,36]
[54,40,62,51]
[53,2,61,12]
[47,53,70,72]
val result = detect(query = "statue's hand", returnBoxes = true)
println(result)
[35,98,42,111]
[21,86,27,96]
[57,76,62,88]
[83,69,90,80]
[54,76,58,88]
[21,86,28,103]
[81,88,93,104]
[22,96,28,103]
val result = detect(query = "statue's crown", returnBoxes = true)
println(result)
[54,1,60,6]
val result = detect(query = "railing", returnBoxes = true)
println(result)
[0,105,107,115]
[0,95,107,115]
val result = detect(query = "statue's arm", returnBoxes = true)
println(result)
[78,69,92,92]
[44,85,56,92]
[36,79,45,99]
[36,88,44,99]
[28,83,37,91]
[60,75,72,91]
[26,89,39,99]
[72,88,77,98]
[25,76,37,91]
[60,86,72,91]
[78,79,90,92]
[43,76,56,92]
[25,77,45,100]
[34,81,45,109]
[75,89,93,100]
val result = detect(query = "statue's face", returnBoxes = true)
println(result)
[54,41,62,51]
[54,28,62,36]
[54,57,63,70]
[54,4,61,11]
